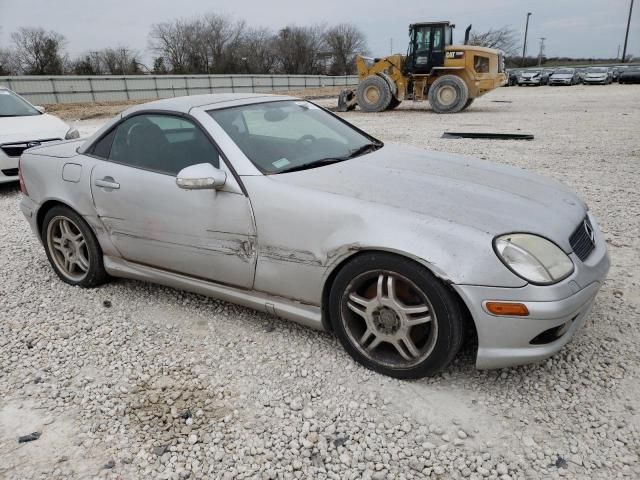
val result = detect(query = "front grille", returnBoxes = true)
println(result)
[569,216,596,261]
[0,138,61,158]
[1,168,19,177]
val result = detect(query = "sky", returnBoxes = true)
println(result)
[0,0,638,62]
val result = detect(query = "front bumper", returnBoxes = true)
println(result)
[454,213,610,369]
[584,78,607,84]
[0,153,18,184]
[519,79,541,85]
[549,79,572,85]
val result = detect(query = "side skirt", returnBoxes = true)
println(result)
[103,255,325,331]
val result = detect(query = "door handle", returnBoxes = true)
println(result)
[95,177,120,190]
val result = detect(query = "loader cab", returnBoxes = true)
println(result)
[406,22,454,75]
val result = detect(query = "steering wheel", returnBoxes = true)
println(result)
[297,134,317,147]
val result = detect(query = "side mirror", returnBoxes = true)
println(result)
[176,163,226,190]
[34,105,46,113]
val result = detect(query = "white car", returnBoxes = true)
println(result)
[0,87,79,184]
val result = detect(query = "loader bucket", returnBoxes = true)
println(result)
[337,89,357,112]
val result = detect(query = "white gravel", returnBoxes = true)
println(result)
[1,84,639,480]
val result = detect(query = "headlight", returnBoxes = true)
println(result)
[65,127,80,140]
[494,234,574,285]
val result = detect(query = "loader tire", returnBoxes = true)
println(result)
[386,97,402,110]
[428,75,469,114]
[356,76,392,112]
[461,98,474,111]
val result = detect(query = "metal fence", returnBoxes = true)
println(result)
[0,74,359,105]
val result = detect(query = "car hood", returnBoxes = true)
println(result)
[552,74,573,79]
[0,113,69,144]
[586,73,606,77]
[521,73,540,78]
[274,144,586,251]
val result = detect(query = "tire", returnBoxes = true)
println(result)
[329,253,464,379]
[428,75,469,114]
[356,76,392,112]
[386,97,401,110]
[461,98,474,111]
[42,205,108,288]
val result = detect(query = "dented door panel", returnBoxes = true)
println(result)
[90,160,256,288]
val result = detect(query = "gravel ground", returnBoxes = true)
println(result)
[1,84,639,480]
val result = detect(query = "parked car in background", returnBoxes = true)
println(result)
[518,69,544,86]
[549,68,580,86]
[541,69,555,85]
[575,67,588,84]
[18,93,610,378]
[0,87,79,184]
[611,66,626,81]
[618,66,640,84]
[504,70,520,86]
[583,67,613,85]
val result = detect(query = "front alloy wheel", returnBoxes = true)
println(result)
[330,253,464,379]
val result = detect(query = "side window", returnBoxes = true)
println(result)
[91,128,116,159]
[474,56,490,73]
[106,114,220,175]
[432,28,443,51]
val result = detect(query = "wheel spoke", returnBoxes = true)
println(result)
[406,314,432,326]
[75,254,89,272]
[386,275,398,303]
[393,336,420,360]
[63,256,71,272]
[60,219,72,237]
[366,336,382,352]
[400,304,429,315]
[348,292,371,308]
[376,274,385,302]
[347,300,368,320]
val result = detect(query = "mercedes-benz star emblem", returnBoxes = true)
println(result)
[584,220,595,244]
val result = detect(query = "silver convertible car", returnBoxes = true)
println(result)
[19,94,610,378]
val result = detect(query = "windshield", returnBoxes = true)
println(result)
[588,67,607,73]
[0,89,41,117]
[209,100,381,174]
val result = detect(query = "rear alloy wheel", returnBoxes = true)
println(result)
[428,75,469,114]
[330,253,464,379]
[42,206,108,287]
[356,76,393,112]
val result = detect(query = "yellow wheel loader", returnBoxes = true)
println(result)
[338,22,507,114]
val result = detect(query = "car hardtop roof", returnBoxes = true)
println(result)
[77,93,302,155]
[122,93,300,116]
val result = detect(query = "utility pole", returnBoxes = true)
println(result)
[622,0,634,63]
[521,12,532,67]
[537,37,546,66]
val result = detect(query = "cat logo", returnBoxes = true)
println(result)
[446,51,465,59]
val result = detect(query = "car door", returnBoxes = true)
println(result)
[88,112,256,288]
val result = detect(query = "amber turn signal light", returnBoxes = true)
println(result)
[485,302,529,316]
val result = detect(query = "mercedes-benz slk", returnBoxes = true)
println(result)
[18,94,610,378]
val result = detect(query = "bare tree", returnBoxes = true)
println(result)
[11,27,67,74]
[325,23,367,75]
[0,47,17,75]
[274,25,327,74]
[149,20,193,73]
[235,27,279,74]
[100,47,141,75]
[467,26,519,57]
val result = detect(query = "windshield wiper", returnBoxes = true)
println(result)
[277,141,383,174]
[278,157,348,174]
[346,141,382,159]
